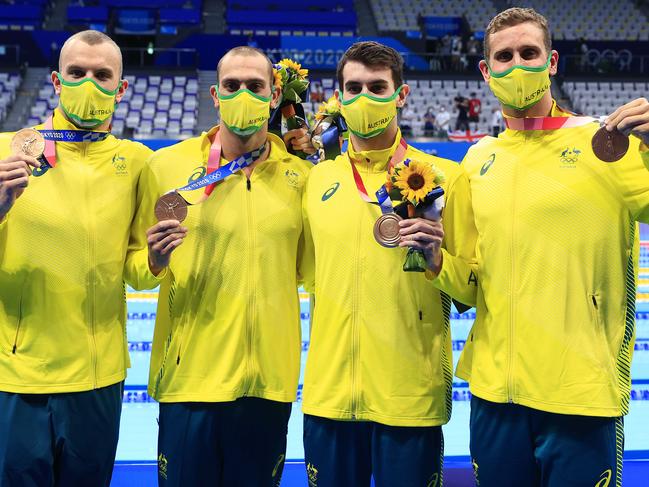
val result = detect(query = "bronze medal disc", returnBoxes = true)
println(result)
[155,192,188,222]
[591,126,629,162]
[373,213,403,248]
[11,128,45,158]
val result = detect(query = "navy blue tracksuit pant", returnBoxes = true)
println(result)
[0,382,123,487]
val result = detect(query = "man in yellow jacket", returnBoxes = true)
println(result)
[300,41,477,487]
[129,46,311,486]
[0,31,152,486]
[455,8,649,486]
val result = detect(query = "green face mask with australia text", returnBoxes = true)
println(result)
[57,73,121,128]
[487,53,552,111]
[339,86,403,138]
[216,87,272,137]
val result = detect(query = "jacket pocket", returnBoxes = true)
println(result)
[419,309,435,382]
[166,278,187,365]
[174,321,189,366]
[9,293,25,354]
[589,293,617,378]
[152,330,174,397]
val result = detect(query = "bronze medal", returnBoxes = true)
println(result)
[373,213,403,248]
[11,128,45,158]
[591,126,629,162]
[154,192,188,222]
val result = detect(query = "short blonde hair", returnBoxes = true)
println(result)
[484,8,551,59]
[59,30,123,76]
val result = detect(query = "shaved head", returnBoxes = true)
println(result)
[59,30,123,77]
[217,46,274,86]
[52,29,128,130]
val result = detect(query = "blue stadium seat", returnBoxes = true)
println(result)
[0,4,44,27]
[67,6,109,23]
[160,8,201,25]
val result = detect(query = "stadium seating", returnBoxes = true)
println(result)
[66,0,202,31]
[0,0,47,29]
[27,74,198,139]
[226,0,356,36]
[563,80,649,117]
[0,72,21,124]
[370,0,498,33]
[370,0,649,40]
[510,0,649,41]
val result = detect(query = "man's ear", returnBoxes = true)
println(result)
[396,84,410,108]
[548,50,559,76]
[210,85,219,109]
[51,71,62,96]
[270,85,281,109]
[115,79,128,104]
[479,60,490,83]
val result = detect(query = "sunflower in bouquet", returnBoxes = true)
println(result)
[270,59,310,156]
[274,58,309,102]
[387,158,446,272]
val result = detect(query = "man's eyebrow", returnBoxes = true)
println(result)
[518,44,542,51]
[66,64,114,75]
[221,77,266,84]
[493,44,541,56]
[344,79,388,88]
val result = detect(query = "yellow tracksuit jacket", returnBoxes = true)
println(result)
[130,127,311,403]
[457,102,649,416]
[301,131,477,426]
[0,109,152,393]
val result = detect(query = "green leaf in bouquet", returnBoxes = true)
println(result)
[403,248,428,272]
[388,187,403,201]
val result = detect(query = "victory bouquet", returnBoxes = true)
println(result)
[273,58,310,158]
[310,95,347,162]
[387,158,446,272]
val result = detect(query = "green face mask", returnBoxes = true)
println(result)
[339,86,403,138]
[57,73,121,128]
[487,54,552,111]
[216,87,272,137]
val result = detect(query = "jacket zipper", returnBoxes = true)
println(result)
[350,166,365,419]
[167,280,185,366]
[243,175,255,395]
[507,135,523,403]
[83,142,98,389]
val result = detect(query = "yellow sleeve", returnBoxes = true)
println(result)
[123,157,168,290]
[297,172,316,293]
[427,165,478,307]
[617,139,649,224]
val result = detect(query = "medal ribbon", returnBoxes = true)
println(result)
[348,137,408,215]
[172,135,266,195]
[39,114,110,168]
[204,131,223,196]
[504,115,597,131]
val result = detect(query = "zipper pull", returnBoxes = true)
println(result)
[246,179,251,191]
[176,354,180,365]
[12,344,16,354]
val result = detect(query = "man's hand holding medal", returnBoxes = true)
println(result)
[375,158,446,273]
[0,129,43,221]
[604,97,649,151]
